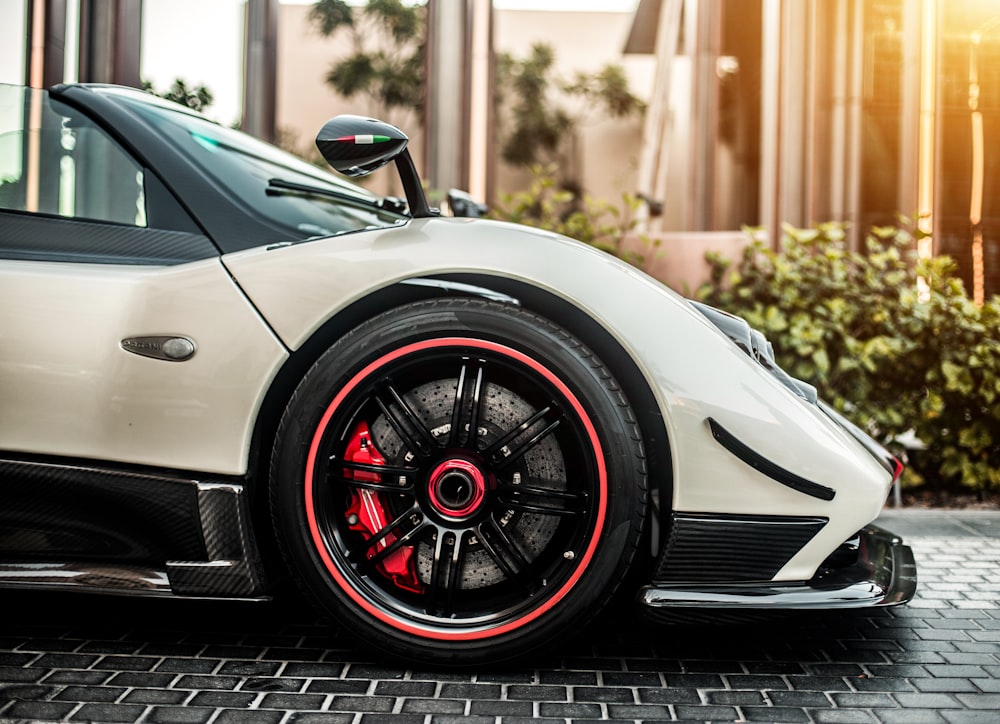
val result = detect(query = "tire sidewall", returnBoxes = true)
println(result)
[271,300,644,664]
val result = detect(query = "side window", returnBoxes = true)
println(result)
[0,84,146,227]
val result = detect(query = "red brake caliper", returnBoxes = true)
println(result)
[343,421,423,593]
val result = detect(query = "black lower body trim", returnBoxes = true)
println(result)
[640,524,917,610]
[0,456,268,598]
[654,512,828,583]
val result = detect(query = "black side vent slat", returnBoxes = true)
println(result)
[707,418,836,501]
[654,513,828,583]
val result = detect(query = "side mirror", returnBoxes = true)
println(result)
[447,189,488,218]
[315,115,407,177]
[316,114,434,218]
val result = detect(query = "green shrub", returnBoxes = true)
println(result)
[489,166,659,269]
[697,222,1000,493]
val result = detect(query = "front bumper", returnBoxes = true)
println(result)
[638,525,917,610]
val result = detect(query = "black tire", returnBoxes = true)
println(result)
[270,299,646,665]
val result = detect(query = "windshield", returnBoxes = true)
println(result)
[100,87,407,241]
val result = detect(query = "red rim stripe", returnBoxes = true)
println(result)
[303,337,608,641]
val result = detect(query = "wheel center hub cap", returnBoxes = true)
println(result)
[428,459,487,518]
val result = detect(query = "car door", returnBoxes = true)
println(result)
[0,83,287,476]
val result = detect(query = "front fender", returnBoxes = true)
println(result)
[223,218,893,581]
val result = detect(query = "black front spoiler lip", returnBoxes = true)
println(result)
[638,525,917,610]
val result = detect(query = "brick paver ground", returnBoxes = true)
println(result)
[1,509,998,723]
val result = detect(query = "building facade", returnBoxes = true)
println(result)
[633,0,1000,300]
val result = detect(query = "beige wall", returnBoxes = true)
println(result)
[276,5,653,202]
[492,9,654,204]
[276,3,425,197]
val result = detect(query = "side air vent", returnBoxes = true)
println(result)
[654,512,828,583]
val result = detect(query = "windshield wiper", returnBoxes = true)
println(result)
[266,177,408,215]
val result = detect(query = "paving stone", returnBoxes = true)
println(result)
[954,692,1000,708]
[2,512,1000,723]
[0,665,45,683]
[359,715,423,724]
[664,672,725,688]
[155,657,221,674]
[214,710,285,724]
[467,699,533,716]
[438,682,502,699]
[812,710,879,723]
[971,677,1000,693]
[0,683,55,702]
[243,677,306,693]
[284,714,353,724]
[121,688,190,705]
[92,656,159,672]
[107,671,177,688]
[538,701,604,717]
[32,653,99,669]
[539,669,599,685]
[2,700,77,720]
[70,703,148,722]
[399,697,465,714]
[830,691,898,708]
[705,689,767,705]
[259,692,328,710]
[674,704,740,720]
[173,674,242,690]
[505,684,569,701]
[43,669,113,685]
[145,705,216,723]
[325,694,394,713]
[726,673,790,689]
[767,690,834,707]
[217,660,282,677]
[893,692,963,708]
[605,703,673,719]
[373,680,437,697]
[873,711,948,723]
[188,690,258,708]
[742,706,812,722]
[54,685,127,702]
[851,675,916,692]
[572,685,635,703]
[942,712,1000,724]
[913,677,982,693]
[280,661,345,678]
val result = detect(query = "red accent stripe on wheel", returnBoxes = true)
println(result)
[303,337,608,641]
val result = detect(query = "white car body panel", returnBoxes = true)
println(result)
[0,84,916,641]
[0,257,287,475]
[223,217,892,581]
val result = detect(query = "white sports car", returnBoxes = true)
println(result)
[0,82,915,665]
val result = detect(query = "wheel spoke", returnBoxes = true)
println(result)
[375,381,437,456]
[449,361,485,448]
[426,531,467,615]
[331,460,417,493]
[364,505,424,565]
[476,519,537,594]
[497,483,587,516]
[487,412,564,470]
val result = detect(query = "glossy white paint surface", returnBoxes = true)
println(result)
[0,217,891,581]
[0,258,287,475]
[224,218,892,581]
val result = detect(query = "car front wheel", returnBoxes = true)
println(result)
[270,299,646,665]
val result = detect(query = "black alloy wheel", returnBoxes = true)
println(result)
[270,299,647,665]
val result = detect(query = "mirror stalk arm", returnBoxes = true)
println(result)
[395,149,436,218]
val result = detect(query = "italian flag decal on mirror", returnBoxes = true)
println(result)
[336,135,391,144]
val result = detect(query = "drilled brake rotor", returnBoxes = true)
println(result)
[369,378,566,589]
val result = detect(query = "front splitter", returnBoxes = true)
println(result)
[638,525,917,610]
